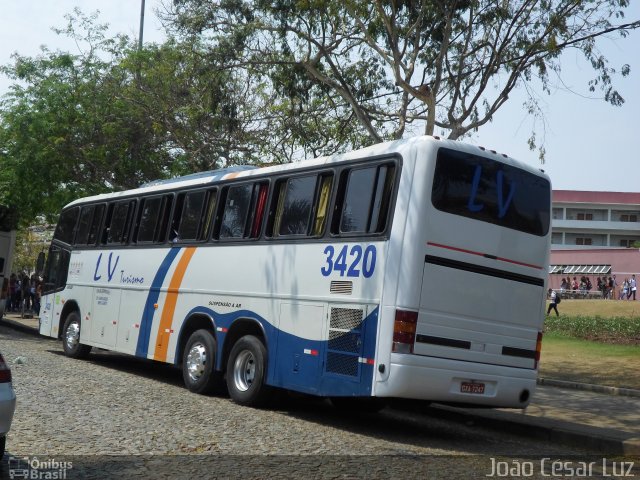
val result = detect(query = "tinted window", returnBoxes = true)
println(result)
[200,190,218,241]
[54,207,79,244]
[87,204,105,245]
[277,176,316,236]
[74,206,95,245]
[137,197,164,243]
[107,200,135,244]
[179,191,206,241]
[338,164,395,234]
[220,185,252,239]
[431,148,551,236]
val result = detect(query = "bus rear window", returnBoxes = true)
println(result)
[431,148,550,236]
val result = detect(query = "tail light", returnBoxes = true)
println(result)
[534,331,543,369]
[0,353,11,383]
[392,309,418,354]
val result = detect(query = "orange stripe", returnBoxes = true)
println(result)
[224,172,241,180]
[153,247,196,361]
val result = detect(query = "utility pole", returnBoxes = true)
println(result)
[138,0,146,50]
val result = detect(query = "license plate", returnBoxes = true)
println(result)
[460,382,485,394]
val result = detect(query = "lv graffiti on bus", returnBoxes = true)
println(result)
[93,252,119,282]
[467,165,516,219]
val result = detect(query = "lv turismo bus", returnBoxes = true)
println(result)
[38,136,551,408]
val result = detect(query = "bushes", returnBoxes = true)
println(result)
[544,315,640,345]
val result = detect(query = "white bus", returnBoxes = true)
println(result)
[38,136,551,408]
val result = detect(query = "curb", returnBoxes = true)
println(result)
[538,377,640,398]
[0,317,41,336]
[431,404,640,456]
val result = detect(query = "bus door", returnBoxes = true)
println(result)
[39,245,70,337]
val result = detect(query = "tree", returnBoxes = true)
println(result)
[164,0,639,154]
[0,9,176,223]
[0,10,276,224]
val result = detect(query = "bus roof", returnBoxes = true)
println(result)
[64,136,546,209]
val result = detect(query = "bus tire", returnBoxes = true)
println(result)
[182,329,224,394]
[330,397,387,413]
[226,335,273,407]
[62,312,92,359]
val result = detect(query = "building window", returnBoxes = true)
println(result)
[620,214,638,222]
[576,213,593,221]
[575,237,592,246]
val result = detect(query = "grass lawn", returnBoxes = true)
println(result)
[539,332,640,390]
[553,298,640,318]
[540,298,640,388]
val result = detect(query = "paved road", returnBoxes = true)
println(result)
[0,324,622,479]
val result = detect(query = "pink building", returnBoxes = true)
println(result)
[548,191,640,290]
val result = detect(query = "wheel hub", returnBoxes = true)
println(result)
[233,350,255,392]
[65,322,80,350]
[186,343,207,382]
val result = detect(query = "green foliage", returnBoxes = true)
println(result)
[545,315,640,341]
[0,10,279,225]
[164,0,639,148]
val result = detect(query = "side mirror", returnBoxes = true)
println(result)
[36,251,46,276]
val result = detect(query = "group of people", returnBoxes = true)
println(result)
[557,274,637,300]
[559,276,592,293]
[548,273,637,317]
[5,272,42,314]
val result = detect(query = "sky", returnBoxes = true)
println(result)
[0,1,638,193]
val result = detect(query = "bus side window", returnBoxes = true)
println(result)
[106,200,136,245]
[53,207,79,245]
[333,163,395,235]
[136,196,164,243]
[268,174,333,238]
[249,183,268,239]
[87,204,105,246]
[155,195,173,243]
[177,190,207,242]
[311,175,333,236]
[219,184,253,239]
[199,189,217,241]
[74,205,95,246]
[275,175,316,236]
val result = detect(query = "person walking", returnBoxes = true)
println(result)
[630,275,637,301]
[547,289,560,316]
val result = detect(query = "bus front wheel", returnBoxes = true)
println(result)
[182,329,224,394]
[226,335,273,407]
[62,312,92,359]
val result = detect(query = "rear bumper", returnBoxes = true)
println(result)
[375,353,537,408]
[0,382,16,435]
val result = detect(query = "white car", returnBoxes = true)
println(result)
[0,351,16,458]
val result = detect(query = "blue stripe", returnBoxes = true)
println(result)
[171,305,379,397]
[135,247,182,357]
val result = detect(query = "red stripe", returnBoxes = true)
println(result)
[427,242,542,270]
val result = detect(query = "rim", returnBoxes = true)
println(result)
[233,350,256,392]
[65,321,80,350]
[186,342,207,382]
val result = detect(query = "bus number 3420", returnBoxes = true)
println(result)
[321,245,376,278]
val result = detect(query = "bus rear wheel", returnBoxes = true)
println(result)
[62,312,92,359]
[226,335,273,407]
[182,329,224,394]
